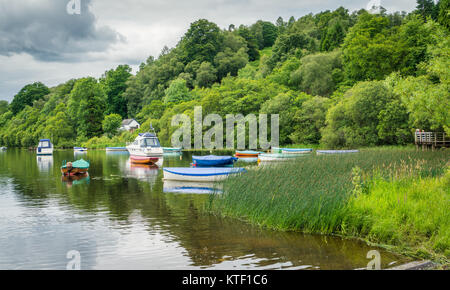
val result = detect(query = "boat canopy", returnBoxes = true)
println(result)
[38,139,52,148]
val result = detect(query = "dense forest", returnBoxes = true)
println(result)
[0,0,449,149]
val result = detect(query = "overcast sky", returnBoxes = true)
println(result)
[0,0,416,101]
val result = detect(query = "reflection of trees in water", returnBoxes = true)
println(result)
[1,149,408,269]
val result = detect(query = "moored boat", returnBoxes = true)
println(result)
[258,153,299,162]
[36,139,53,155]
[126,132,163,164]
[0,147,6,151]
[106,147,128,152]
[316,150,359,155]
[192,155,238,167]
[74,147,87,152]
[163,147,182,153]
[235,150,261,157]
[281,148,313,154]
[163,167,246,182]
[61,159,90,176]
[271,147,283,153]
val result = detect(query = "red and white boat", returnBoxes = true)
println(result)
[126,132,163,164]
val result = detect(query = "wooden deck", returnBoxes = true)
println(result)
[415,132,450,151]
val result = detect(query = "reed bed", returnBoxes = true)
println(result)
[206,149,449,258]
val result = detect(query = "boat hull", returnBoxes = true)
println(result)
[163,167,245,182]
[163,147,182,153]
[106,147,128,152]
[235,151,260,157]
[36,148,53,155]
[61,168,89,176]
[316,150,359,155]
[130,155,160,164]
[281,149,312,154]
[258,153,298,162]
[192,155,237,167]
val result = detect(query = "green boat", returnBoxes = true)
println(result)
[61,159,90,176]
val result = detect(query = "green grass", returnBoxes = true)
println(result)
[344,168,450,262]
[206,148,449,261]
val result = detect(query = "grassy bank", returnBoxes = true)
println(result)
[206,149,449,262]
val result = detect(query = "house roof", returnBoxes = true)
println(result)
[122,119,139,126]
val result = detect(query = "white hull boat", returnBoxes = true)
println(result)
[163,167,246,182]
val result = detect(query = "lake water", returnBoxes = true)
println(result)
[0,149,409,269]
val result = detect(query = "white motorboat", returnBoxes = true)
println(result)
[36,139,53,155]
[126,132,163,164]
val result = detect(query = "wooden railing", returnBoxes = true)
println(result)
[415,132,450,148]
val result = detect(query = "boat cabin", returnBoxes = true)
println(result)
[130,133,161,148]
[38,139,52,149]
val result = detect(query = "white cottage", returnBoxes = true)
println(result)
[119,119,140,132]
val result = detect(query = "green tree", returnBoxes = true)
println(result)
[102,114,122,137]
[438,0,450,29]
[341,12,399,83]
[10,82,50,115]
[321,19,346,51]
[195,62,217,88]
[0,101,8,115]
[415,0,439,21]
[291,50,343,97]
[68,78,106,138]
[290,96,331,144]
[180,19,223,64]
[101,64,132,118]
[321,81,397,148]
[163,78,192,104]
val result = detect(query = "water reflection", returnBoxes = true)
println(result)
[163,180,223,194]
[0,149,410,269]
[61,173,90,187]
[36,155,53,172]
[123,162,160,183]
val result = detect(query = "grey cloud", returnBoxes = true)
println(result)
[0,0,123,62]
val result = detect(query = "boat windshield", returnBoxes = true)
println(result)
[38,141,51,148]
[140,138,160,147]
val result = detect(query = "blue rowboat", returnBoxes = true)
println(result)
[316,150,359,155]
[281,148,313,154]
[192,155,238,167]
[163,167,246,181]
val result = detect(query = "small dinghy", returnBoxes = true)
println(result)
[163,167,246,182]
[271,147,283,153]
[192,155,238,167]
[61,159,90,176]
[316,150,359,155]
[106,147,128,152]
[74,147,87,152]
[258,153,298,162]
[235,150,261,157]
[281,148,312,154]
[163,147,182,153]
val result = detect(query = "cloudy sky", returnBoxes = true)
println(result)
[0,0,416,101]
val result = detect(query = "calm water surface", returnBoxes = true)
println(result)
[0,149,409,269]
